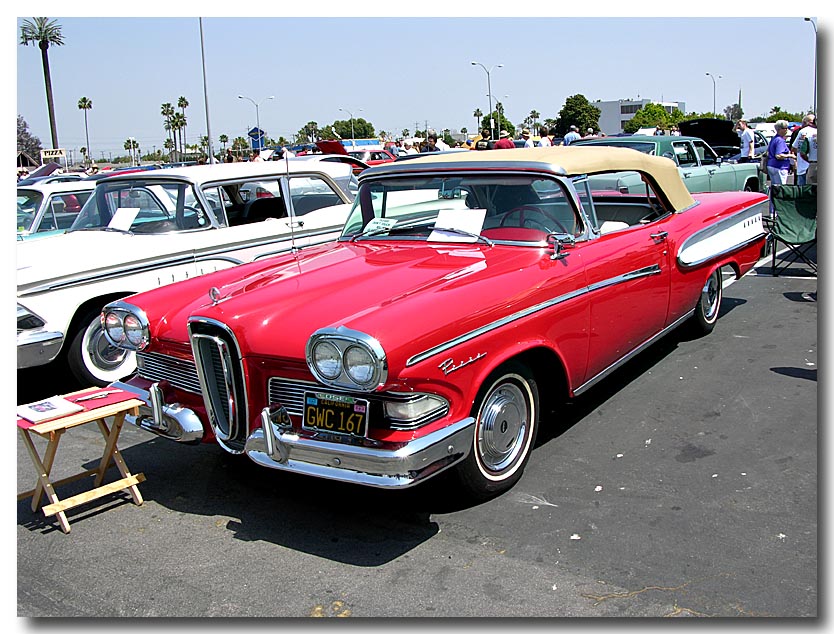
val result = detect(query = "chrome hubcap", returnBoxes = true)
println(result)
[86,321,128,370]
[701,273,720,322]
[477,382,529,473]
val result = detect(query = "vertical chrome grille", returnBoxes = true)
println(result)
[188,319,248,453]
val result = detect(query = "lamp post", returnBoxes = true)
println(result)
[804,17,817,113]
[238,94,274,151]
[339,107,362,149]
[705,72,722,116]
[471,61,503,135]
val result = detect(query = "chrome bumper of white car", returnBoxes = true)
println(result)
[17,330,64,369]
[244,407,475,488]
[109,380,205,444]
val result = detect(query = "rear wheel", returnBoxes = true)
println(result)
[689,268,723,336]
[454,362,539,500]
[66,308,136,386]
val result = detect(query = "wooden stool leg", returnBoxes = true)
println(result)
[19,428,71,533]
[95,414,143,506]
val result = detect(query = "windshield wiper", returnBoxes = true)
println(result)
[431,227,494,246]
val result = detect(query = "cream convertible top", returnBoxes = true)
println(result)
[369,146,697,212]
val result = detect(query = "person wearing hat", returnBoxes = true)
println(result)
[520,128,534,148]
[563,125,581,146]
[402,140,418,155]
[494,130,516,149]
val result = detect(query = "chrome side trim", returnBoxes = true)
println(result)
[677,201,766,269]
[406,287,589,367]
[244,413,475,489]
[572,310,694,396]
[17,330,64,368]
[406,263,662,367]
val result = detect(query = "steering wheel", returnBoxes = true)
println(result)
[176,205,206,230]
[498,205,570,234]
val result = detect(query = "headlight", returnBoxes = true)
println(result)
[344,345,376,386]
[306,327,387,391]
[384,394,449,423]
[101,301,150,351]
[17,304,45,331]
[312,340,342,379]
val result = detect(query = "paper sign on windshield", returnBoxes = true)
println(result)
[109,207,141,232]
[428,208,486,242]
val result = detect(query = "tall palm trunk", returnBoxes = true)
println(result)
[39,41,59,149]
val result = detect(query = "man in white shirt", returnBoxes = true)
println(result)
[734,120,755,163]
[521,128,535,148]
[791,114,816,185]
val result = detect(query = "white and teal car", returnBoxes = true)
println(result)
[17,161,355,386]
[17,180,96,241]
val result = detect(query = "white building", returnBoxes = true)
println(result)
[596,98,686,136]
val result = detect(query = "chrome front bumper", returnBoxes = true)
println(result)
[244,407,475,489]
[109,381,205,444]
[17,330,64,369]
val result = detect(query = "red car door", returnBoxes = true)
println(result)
[579,219,672,383]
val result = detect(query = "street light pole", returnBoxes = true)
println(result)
[705,72,722,116]
[339,107,363,149]
[804,17,817,113]
[471,61,503,135]
[238,94,274,151]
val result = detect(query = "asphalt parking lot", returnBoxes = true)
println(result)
[16,253,817,618]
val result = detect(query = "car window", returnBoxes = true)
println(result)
[38,191,93,232]
[288,175,344,216]
[692,140,718,165]
[70,181,209,233]
[672,142,698,167]
[16,190,43,233]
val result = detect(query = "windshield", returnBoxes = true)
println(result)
[578,141,656,155]
[17,190,43,233]
[70,180,210,233]
[341,174,582,244]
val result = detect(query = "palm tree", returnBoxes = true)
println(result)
[164,138,174,161]
[171,112,186,158]
[178,96,189,150]
[77,97,93,166]
[161,102,175,152]
[528,110,540,135]
[20,18,65,151]
[124,138,139,166]
[219,134,228,152]
[473,108,483,130]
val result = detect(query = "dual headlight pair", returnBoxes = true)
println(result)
[101,302,150,350]
[306,327,388,391]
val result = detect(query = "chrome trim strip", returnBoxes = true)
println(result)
[677,201,767,269]
[244,414,476,489]
[406,287,589,367]
[572,310,694,396]
[18,226,343,297]
[679,233,767,269]
[406,262,662,368]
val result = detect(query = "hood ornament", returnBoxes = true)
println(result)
[209,286,222,305]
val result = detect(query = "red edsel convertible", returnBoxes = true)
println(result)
[102,147,767,499]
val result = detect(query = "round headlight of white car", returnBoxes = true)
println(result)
[312,340,342,379]
[344,345,377,386]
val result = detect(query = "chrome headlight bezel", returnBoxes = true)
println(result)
[17,304,46,332]
[101,300,150,351]
[306,327,388,392]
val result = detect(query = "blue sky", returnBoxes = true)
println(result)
[13,7,824,161]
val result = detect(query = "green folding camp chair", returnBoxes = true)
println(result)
[765,184,817,277]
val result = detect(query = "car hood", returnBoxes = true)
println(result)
[678,118,739,150]
[315,140,348,156]
[146,240,584,372]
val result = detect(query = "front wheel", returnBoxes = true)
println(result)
[66,309,137,386]
[454,362,539,500]
[689,268,723,336]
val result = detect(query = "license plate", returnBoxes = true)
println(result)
[302,392,369,437]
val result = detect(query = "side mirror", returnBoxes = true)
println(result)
[547,232,576,260]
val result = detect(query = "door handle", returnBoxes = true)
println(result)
[650,231,668,241]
